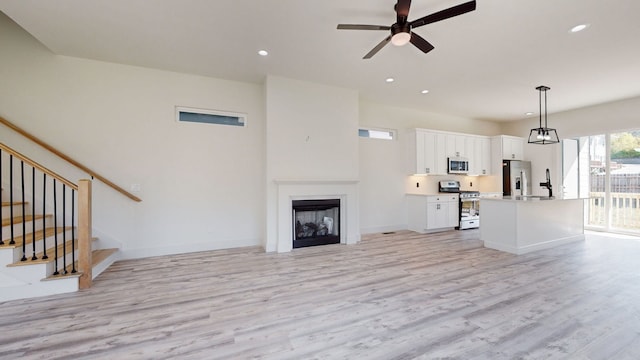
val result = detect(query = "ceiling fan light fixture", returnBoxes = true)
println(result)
[391,32,411,46]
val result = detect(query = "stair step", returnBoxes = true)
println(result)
[1,214,47,227]
[0,226,72,248]
[7,235,77,267]
[43,248,118,281]
[1,201,27,207]
[92,248,118,265]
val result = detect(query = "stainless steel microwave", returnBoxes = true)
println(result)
[448,157,469,174]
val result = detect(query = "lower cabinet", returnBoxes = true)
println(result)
[408,194,459,233]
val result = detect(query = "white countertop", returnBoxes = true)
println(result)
[482,196,589,202]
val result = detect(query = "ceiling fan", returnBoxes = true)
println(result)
[337,0,477,59]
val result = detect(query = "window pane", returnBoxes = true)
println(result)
[609,131,640,231]
[176,106,246,127]
[358,128,394,140]
[588,135,606,227]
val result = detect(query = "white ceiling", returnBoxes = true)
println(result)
[2,0,640,122]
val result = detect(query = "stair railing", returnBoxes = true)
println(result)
[0,116,141,202]
[0,143,93,288]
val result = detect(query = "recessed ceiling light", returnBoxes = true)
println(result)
[525,112,534,116]
[569,24,589,33]
[258,50,269,56]
[385,77,395,83]
[421,90,429,94]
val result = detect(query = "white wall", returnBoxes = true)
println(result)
[0,13,265,257]
[264,76,359,251]
[358,101,502,233]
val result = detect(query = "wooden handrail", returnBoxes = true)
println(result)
[0,142,78,190]
[0,116,141,202]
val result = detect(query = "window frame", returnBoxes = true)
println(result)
[175,106,247,127]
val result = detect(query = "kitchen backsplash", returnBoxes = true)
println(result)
[406,174,501,195]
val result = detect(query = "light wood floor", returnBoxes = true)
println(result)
[2,230,640,359]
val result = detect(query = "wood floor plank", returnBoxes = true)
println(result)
[1,230,640,359]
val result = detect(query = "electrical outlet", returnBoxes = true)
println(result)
[470,182,473,187]
[416,182,420,188]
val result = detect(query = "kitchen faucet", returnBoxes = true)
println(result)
[539,168,553,197]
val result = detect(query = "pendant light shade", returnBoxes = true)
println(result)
[528,85,559,145]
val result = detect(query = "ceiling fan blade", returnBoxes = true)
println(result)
[410,32,435,54]
[410,0,476,29]
[395,0,412,23]
[337,24,391,31]
[363,35,392,59]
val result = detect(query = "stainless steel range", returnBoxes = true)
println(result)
[439,180,480,230]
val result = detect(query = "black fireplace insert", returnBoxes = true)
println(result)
[292,199,340,248]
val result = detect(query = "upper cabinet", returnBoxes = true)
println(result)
[491,135,526,174]
[409,129,447,175]
[495,135,525,160]
[445,134,468,158]
[470,136,491,176]
[408,129,492,176]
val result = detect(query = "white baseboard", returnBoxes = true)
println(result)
[360,224,408,235]
[120,238,262,260]
[484,234,585,255]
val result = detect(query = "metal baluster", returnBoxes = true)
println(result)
[20,161,26,262]
[31,167,37,260]
[0,150,3,246]
[42,173,48,259]
[62,185,67,274]
[53,179,59,275]
[71,189,76,273]
[9,155,15,245]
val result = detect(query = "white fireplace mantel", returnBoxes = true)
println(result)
[272,179,360,253]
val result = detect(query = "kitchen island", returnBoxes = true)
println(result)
[480,196,585,254]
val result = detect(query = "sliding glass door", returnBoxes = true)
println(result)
[571,131,640,234]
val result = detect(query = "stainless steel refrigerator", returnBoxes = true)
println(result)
[502,160,532,196]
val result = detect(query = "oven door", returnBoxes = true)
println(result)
[459,198,480,229]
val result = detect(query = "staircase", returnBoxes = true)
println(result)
[0,145,120,302]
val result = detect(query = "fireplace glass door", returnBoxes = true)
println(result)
[292,199,340,248]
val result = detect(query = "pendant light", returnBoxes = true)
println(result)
[528,85,559,145]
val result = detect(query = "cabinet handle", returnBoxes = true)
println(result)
[425,168,430,173]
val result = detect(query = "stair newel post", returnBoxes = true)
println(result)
[53,179,59,275]
[31,167,37,260]
[20,161,26,262]
[78,179,92,289]
[41,173,47,259]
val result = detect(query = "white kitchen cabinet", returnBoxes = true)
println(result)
[407,194,459,233]
[477,136,492,175]
[491,135,525,174]
[408,129,447,175]
[445,134,468,158]
[408,129,491,176]
[465,136,492,176]
[499,135,524,160]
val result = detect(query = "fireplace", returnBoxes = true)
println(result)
[270,179,359,252]
[292,199,340,248]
